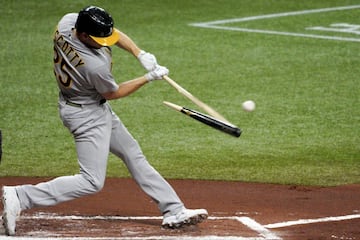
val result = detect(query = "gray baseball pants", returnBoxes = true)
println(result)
[15,101,184,216]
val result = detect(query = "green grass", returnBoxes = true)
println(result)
[0,0,359,186]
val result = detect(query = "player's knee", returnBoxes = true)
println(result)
[91,178,105,192]
[84,175,105,193]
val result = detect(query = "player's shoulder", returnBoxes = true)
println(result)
[57,13,78,33]
[60,13,78,24]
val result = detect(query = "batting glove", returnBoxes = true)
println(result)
[138,50,158,71]
[145,65,169,82]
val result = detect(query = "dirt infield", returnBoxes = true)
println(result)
[1,177,359,239]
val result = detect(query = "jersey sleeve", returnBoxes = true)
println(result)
[90,65,119,94]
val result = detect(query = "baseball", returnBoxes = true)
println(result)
[242,100,256,112]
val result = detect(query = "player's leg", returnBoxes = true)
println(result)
[108,111,184,216]
[3,104,113,235]
[13,104,112,209]
[109,112,208,228]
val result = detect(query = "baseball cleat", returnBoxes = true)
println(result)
[2,186,21,236]
[162,208,208,228]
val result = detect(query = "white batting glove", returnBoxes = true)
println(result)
[145,65,169,82]
[137,50,158,71]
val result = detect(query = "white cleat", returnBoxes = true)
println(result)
[2,186,21,236]
[162,208,208,228]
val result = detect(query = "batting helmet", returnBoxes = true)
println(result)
[75,6,120,46]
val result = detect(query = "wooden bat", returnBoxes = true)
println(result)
[163,101,241,138]
[163,75,231,124]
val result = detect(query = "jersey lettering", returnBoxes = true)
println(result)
[53,29,85,88]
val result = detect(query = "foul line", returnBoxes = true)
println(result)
[189,5,360,42]
[264,213,360,229]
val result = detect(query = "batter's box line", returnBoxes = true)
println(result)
[20,213,282,240]
[264,213,360,229]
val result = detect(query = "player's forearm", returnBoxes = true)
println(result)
[115,31,141,57]
[102,76,148,100]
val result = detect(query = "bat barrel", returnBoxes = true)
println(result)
[182,107,241,138]
[163,101,241,138]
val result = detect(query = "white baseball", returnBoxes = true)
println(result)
[242,100,256,112]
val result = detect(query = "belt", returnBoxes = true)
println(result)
[66,99,106,108]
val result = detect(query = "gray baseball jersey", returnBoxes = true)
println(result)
[54,13,118,104]
[15,13,185,217]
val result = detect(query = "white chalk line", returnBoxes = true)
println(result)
[18,213,280,240]
[6,213,360,239]
[17,212,360,238]
[264,213,360,229]
[0,237,264,240]
[189,5,360,42]
[237,217,281,240]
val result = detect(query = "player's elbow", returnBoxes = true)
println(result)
[102,88,125,100]
[102,91,118,100]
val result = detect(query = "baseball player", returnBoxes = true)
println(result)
[2,6,208,236]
